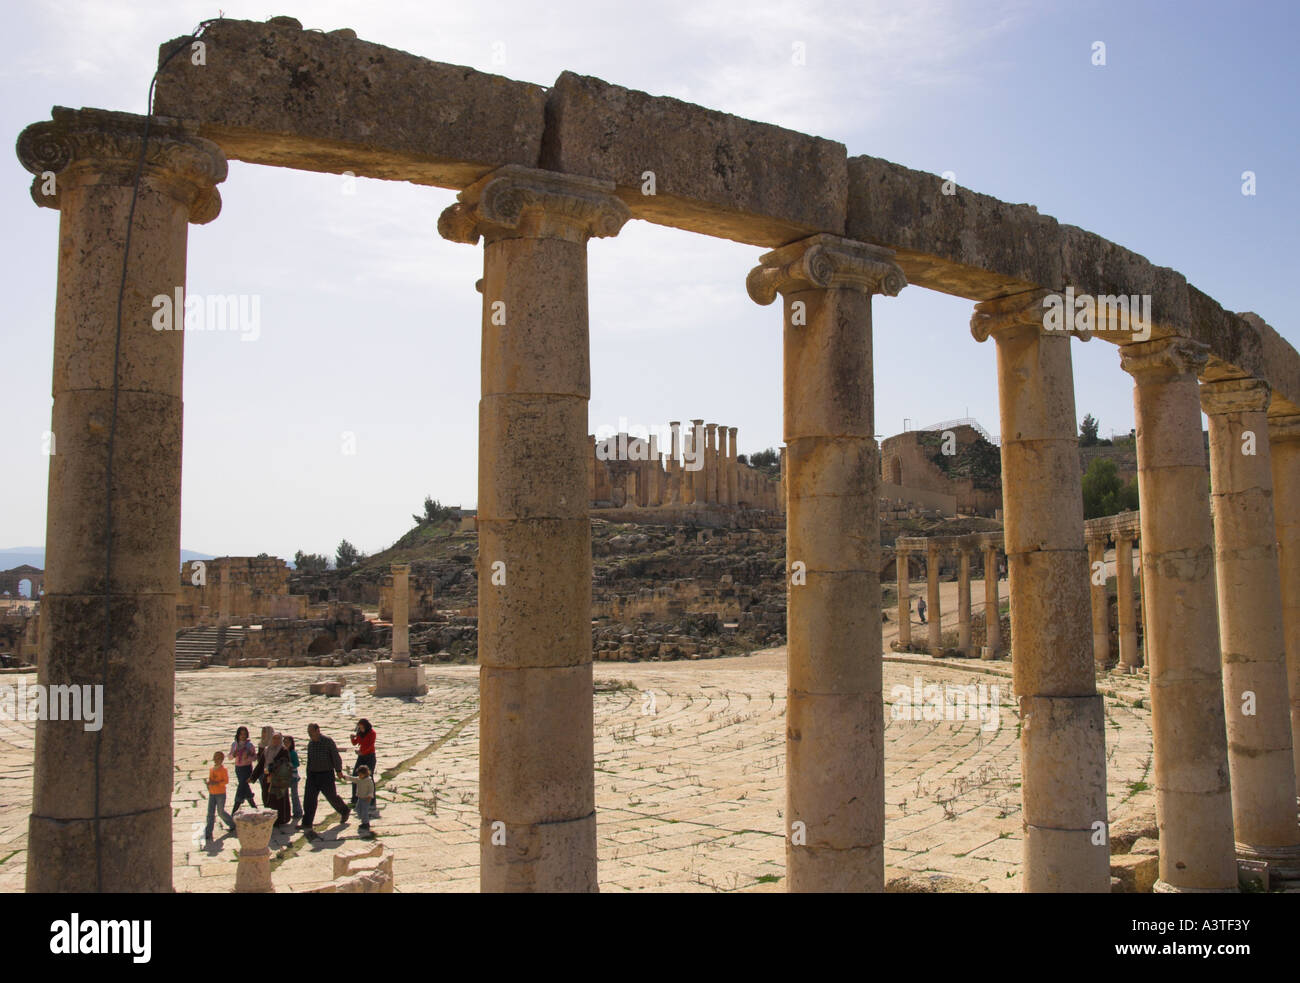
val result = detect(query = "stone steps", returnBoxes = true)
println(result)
[174,626,245,671]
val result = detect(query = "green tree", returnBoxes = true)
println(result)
[413,496,457,526]
[293,550,330,573]
[335,539,362,569]
[748,447,782,478]
[1080,413,1100,447]
[1082,458,1139,519]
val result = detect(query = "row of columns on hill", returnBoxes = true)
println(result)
[17,107,1300,894]
[587,424,780,509]
[893,535,1004,659]
[1083,512,1145,674]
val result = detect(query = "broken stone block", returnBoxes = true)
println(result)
[1109,852,1158,893]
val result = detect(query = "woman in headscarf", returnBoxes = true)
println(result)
[250,729,293,826]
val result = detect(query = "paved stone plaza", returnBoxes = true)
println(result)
[0,637,1155,892]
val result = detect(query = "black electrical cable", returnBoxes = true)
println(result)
[97,15,221,893]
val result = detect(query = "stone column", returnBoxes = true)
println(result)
[705,423,719,504]
[667,421,682,505]
[233,809,278,893]
[217,559,232,628]
[1119,337,1236,892]
[439,165,628,892]
[1087,536,1110,669]
[686,420,704,505]
[926,542,942,655]
[971,291,1109,892]
[647,435,661,506]
[1116,536,1139,672]
[983,545,1001,658]
[728,426,740,506]
[18,107,226,893]
[1270,414,1300,793]
[896,549,911,649]
[747,233,905,891]
[1201,378,1300,874]
[391,563,410,662]
[957,548,972,655]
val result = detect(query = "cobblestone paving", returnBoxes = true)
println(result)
[0,636,1155,892]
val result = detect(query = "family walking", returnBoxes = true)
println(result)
[203,718,378,845]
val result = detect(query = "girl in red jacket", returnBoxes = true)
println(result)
[349,718,377,810]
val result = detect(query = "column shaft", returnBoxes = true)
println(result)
[749,234,904,891]
[440,165,628,892]
[1202,379,1300,871]
[18,108,225,893]
[1121,337,1236,892]
[1270,416,1300,794]
[1116,538,1139,671]
[926,546,942,654]
[972,291,1109,892]
[983,546,1001,658]
[1088,539,1110,669]
[896,551,911,649]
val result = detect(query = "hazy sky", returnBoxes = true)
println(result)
[2,0,1296,560]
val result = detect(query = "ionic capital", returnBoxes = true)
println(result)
[746,234,905,306]
[1119,336,1209,381]
[17,106,227,223]
[970,289,1085,343]
[437,165,629,246]
[1199,377,1271,417]
[1267,414,1300,444]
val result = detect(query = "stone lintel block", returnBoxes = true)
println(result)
[1110,852,1160,893]
[1023,823,1111,892]
[479,396,588,520]
[476,518,590,668]
[786,691,883,847]
[154,19,546,187]
[333,841,384,878]
[542,72,847,247]
[1244,312,1300,416]
[45,390,181,596]
[845,154,1062,300]
[479,663,594,822]
[787,843,882,893]
[33,592,174,817]
[787,573,881,695]
[27,806,172,892]
[1056,224,1190,337]
[479,810,597,892]
[1020,694,1107,831]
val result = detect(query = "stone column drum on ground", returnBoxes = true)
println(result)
[926,543,942,655]
[896,548,911,649]
[1116,537,1139,672]
[1200,378,1300,877]
[17,107,226,893]
[1087,537,1110,669]
[1120,337,1237,892]
[1269,414,1300,795]
[748,232,905,891]
[972,290,1109,892]
[374,561,426,696]
[440,165,629,892]
[233,809,278,892]
[983,545,1001,658]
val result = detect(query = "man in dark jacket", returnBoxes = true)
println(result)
[301,722,350,837]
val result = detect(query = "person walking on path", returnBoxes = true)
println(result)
[349,719,377,809]
[917,597,928,625]
[285,735,303,822]
[250,731,293,827]
[229,726,258,813]
[204,750,237,844]
[301,722,350,838]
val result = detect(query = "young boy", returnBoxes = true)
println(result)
[205,750,237,844]
[346,765,377,834]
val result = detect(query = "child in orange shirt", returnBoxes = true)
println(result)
[205,750,237,844]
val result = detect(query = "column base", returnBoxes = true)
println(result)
[374,661,427,697]
[1235,842,1300,881]
[1153,880,1238,894]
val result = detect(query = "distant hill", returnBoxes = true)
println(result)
[0,546,215,572]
